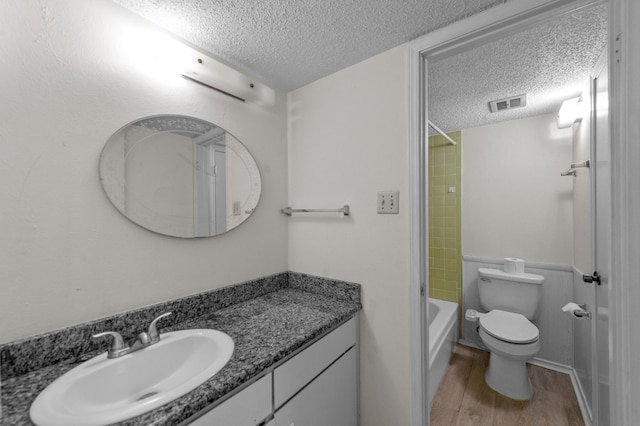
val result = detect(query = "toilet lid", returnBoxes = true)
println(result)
[479,310,539,343]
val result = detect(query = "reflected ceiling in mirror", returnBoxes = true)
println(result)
[100,115,261,238]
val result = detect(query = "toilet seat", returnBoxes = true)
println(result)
[479,309,539,344]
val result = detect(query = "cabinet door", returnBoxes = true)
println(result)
[274,348,357,426]
[274,317,357,408]
[189,373,272,426]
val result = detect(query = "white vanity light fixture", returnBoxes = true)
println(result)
[119,26,274,104]
[181,55,275,106]
[121,28,191,86]
[557,97,583,128]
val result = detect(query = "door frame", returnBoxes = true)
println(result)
[608,0,640,424]
[407,0,634,424]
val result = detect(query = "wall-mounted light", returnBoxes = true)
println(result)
[118,27,274,105]
[557,97,583,129]
[119,28,192,86]
[182,57,275,105]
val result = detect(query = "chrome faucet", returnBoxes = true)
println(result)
[93,312,172,359]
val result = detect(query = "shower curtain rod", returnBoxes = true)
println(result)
[428,120,457,146]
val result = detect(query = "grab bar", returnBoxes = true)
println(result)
[281,205,350,216]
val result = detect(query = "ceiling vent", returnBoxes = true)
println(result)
[488,94,527,113]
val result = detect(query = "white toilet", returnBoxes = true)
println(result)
[465,267,544,400]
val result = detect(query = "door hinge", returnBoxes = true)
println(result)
[614,33,622,64]
[420,282,425,297]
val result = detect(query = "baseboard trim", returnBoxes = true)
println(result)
[567,367,593,426]
[528,356,571,373]
[528,358,592,425]
[457,338,486,351]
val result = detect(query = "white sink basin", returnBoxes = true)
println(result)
[30,329,234,426]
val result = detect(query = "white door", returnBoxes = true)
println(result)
[589,48,610,425]
[193,141,227,236]
[210,144,227,235]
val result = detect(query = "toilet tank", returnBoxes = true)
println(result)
[477,268,544,320]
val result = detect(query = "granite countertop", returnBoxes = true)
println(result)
[0,273,361,426]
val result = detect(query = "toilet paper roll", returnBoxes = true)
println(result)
[562,302,583,318]
[504,258,525,275]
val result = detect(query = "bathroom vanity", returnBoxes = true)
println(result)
[0,272,361,426]
[190,317,358,426]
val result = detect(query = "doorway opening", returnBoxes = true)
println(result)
[408,1,613,425]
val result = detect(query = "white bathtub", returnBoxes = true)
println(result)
[427,298,459,407]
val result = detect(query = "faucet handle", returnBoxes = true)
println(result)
[148,312,172,343]
[92,331,128,358]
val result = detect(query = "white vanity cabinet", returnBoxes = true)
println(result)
[274,347,358,426]
[274,317,358,426]
[188,316,358,426]
[189,373,272,426]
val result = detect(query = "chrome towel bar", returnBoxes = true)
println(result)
[570,160,590,169]
[561,159,590,176]
[281,205,350,216]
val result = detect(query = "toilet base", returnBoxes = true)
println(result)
[485,351,533,400]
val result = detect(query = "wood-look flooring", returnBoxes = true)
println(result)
[431,344,585,426]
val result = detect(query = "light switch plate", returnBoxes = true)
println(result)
[377,191,399,214]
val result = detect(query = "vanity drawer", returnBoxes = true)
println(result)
[274,317,357,408]
[190,373,272,426]
[274,347,358,426]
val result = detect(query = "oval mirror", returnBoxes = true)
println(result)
[99,115,261,238]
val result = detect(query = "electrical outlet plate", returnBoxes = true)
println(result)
[377,191,399,214]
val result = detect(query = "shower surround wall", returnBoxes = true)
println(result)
[428,132,462,308]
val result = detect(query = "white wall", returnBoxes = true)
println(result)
[287,45,412,426]
[0,0,288,344]
[460,114,577,366]
[462,114,574,264]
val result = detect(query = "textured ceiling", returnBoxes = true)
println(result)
[111,0,503,91]
[428,4,608,133]
[111,0,607,131]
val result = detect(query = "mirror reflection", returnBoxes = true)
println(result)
[100,115,261,238]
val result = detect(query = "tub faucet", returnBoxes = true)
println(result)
[92,312,172,359]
